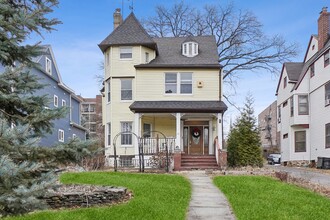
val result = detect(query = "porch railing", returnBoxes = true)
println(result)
[141,136,175,155]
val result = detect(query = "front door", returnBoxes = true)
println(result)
[189,126,203,154]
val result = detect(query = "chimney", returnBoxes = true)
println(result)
[318,7,330,50]
[113,8,123,30]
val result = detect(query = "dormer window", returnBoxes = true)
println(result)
[46,57,52,75]
[182,41,198,57]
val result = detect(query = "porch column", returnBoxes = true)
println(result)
[175,113,182,151]
[134,113,140,155]
[217,113,223,150]
[209,120,213,155]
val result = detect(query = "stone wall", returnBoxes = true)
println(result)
[41,184,128,209]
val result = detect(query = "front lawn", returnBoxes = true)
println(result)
[7,172,191,220]
[214,176,330,220]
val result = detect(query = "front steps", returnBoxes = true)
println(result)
[180,155,219,170]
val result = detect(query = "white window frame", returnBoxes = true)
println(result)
[326,123,330,149]
[121,79,132,101]
[46,57,52,75]
[120,47,132,60]
[121,122,133,146]
[73,134,77,139]
[58,129,64,142]
[107,80,111,103]
[106,51,110,66]
[325,82,330,106]
[182,42,198,57]
[107,123,111,146]
[165,72,192,95]
[145,52,149,63]
[325,50,329,67]
[298,95,309,115]
[54,95,58,107]
[62,99,66,107]
[143,123,152,138]
[294,130,306,152]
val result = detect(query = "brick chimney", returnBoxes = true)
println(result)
[113,8,122,30]
[318,7,330,50]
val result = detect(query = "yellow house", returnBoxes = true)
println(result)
[99,10,227,170]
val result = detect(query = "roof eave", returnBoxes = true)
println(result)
[134,64,221,69]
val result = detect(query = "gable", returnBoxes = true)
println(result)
[304,35,319,62]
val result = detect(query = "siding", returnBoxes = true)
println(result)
[135,69,220,101]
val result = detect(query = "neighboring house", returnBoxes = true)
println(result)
[258,101,279,155]
[8,45,87,146]
[99,9,227,169]
[80,95,104,142]
[276,7,330,165]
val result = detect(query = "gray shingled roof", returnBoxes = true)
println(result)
[98,13,156,52]
[135,36,220,68]
[285,62,304,81]
[129,101,227,113]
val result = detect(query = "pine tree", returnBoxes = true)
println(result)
[227,94,263,167]
[0,0,95,217]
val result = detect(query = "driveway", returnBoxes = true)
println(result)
[267,165,330,188]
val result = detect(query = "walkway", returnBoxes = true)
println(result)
[185,171,236,220]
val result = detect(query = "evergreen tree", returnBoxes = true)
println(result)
[0,0,95,217]
[227,94,263,167]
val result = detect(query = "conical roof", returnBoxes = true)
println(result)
[99,13,156,52]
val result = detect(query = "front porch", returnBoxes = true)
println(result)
[129,100,228,170]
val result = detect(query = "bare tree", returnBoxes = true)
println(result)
[143,2,298,83]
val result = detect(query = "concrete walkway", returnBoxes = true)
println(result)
[185,171,236,220]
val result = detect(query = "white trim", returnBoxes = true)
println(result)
[119,46,133,60]
[164,72,193,95]
[54,95,58,107]
[58,129,64,142]
[45,57,52,75]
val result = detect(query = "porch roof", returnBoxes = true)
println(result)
[129,101,227,113]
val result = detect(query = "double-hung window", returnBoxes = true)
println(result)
[295,131,306,152]
[121,79,132,100]
[46,57,52,75]
[165,73,192,94]
[180,73,192,94]
[290,96,294,117]
[58,129,64,142]
[310,63,315,78]
[325,82,330,106]
[283,76,287,88]
[54,95,58,107]
[326,123,330,149]
[325,50,329,67]
[107,123,111,146]
[121,122,132,145]
[62,99,66,107]
[120,47,132,59]
[107,80,111,103]
[298,95,309,115]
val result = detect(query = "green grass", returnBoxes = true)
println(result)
[7,172,191,220]
[214,176,330,220]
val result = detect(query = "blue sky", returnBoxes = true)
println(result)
[34,0,328,134]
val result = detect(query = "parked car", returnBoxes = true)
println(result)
[267,154,281,165]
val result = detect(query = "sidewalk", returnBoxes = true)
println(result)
[184,171,236,220]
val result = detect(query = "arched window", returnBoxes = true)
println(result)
[182,41,198,57]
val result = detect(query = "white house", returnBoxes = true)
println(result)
[276,7,330,166]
